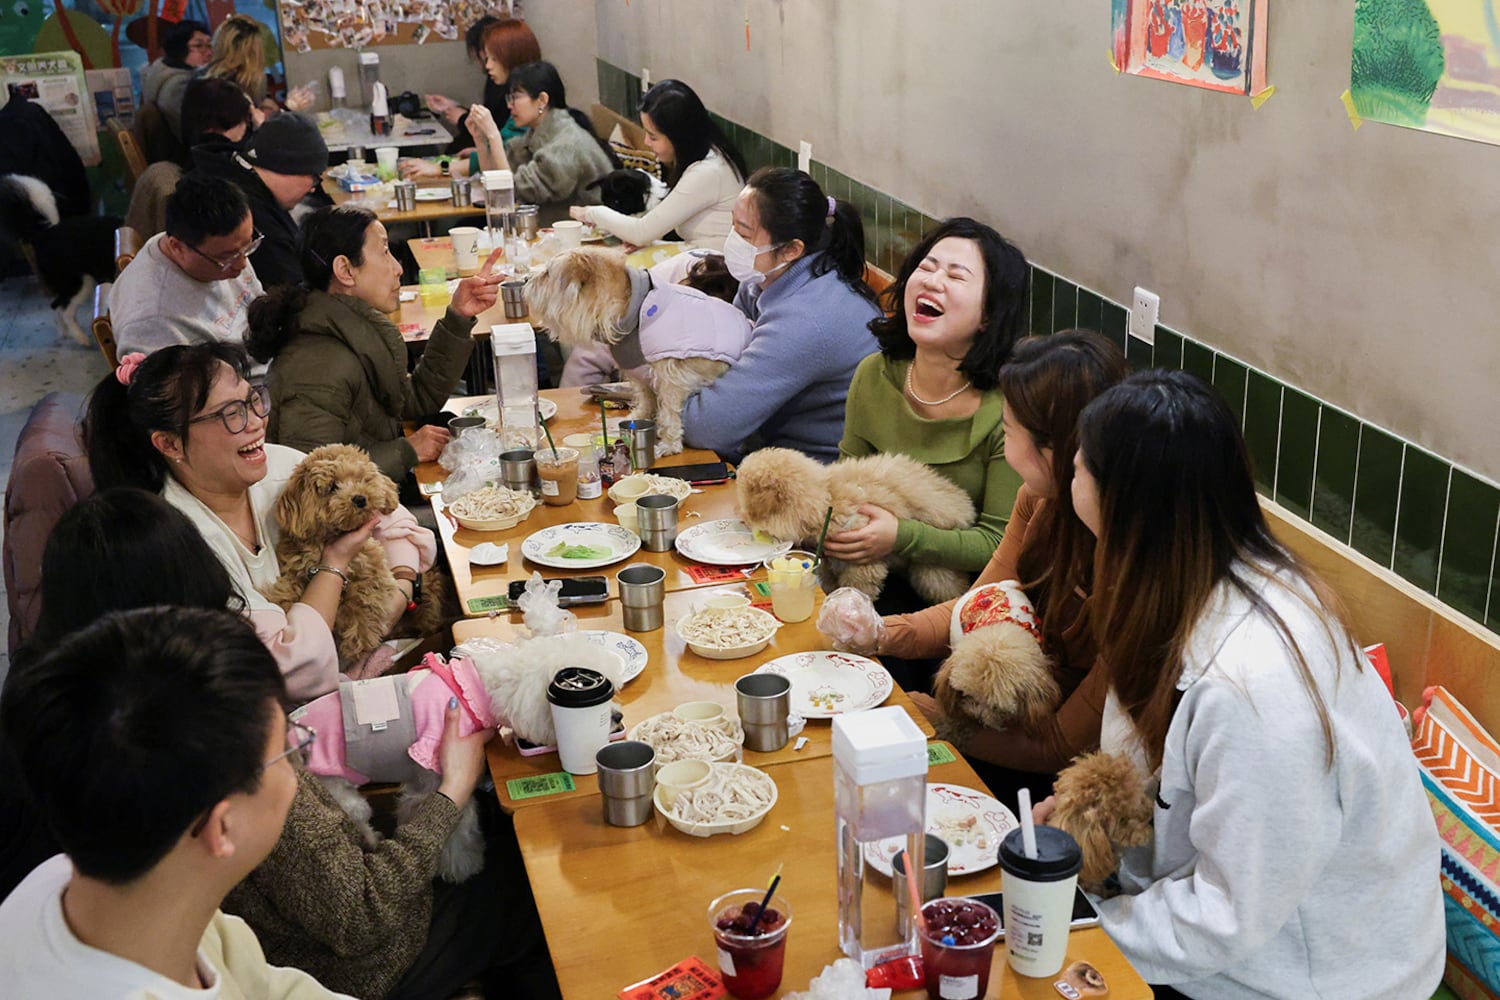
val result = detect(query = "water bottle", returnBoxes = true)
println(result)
[491,322,539,451]
[357,52,381,107]
[482,169,515,247]
[833,707,928,968]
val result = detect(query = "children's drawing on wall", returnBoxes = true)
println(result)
[1351,0,1500,145]
[1112,0,1269,96]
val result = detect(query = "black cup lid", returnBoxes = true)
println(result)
[998,825,1082,881]
[547,667,614,708]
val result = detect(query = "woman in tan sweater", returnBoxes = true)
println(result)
[828,330,1126,789]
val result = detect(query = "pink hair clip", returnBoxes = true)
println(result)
[115,352,147,386]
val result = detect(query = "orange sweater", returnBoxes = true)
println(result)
[882,486,1107,773]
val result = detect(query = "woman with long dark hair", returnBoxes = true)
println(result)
[680,166,880,462]
[570,79,746,249]
[825,219,1030,629]
[825,331,1127,796]
[1054,369,1442,998]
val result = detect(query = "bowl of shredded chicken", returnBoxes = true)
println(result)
[446,485,537,531]
[675,604,780,659]
[629,710,743,766]
[653,762,778,837]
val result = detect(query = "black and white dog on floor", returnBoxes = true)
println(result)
[0,174,121,346]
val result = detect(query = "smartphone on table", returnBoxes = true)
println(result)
[651,461,734,486]
[507,575,609,607]
[967,888,1101,938]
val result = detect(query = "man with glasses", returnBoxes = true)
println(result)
[0,607,350,997]
[194,112,330,289]
[111,173,267,374]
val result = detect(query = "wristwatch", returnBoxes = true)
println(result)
[438,156,451,177]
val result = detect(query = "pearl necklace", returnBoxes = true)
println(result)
[904,362,971,407]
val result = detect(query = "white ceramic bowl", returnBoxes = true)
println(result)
[675,606,779,660]
[609,474,693,504]
[653,762,778,837]
[654,758,713,809]
[447,490,537,531]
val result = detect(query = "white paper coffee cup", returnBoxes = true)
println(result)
[450,226,481,275]
[998,825,1082,978]
[546,667,614,774]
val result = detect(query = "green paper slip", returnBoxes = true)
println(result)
[927,742,958,766]
[506,772,576,800]
[467,595,511,614]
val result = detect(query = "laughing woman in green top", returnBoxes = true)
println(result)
[827,217,1028,628]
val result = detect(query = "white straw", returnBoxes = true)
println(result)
[1018,788,1038,860]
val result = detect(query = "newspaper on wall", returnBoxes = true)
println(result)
[0,51,100,166]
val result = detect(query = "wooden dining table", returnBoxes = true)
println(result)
[417,388,755,616]
[322,175,484,235]
[514,749,1153,999]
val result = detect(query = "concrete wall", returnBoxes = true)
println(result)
[281,0,598,118]
[593,0,1500,482]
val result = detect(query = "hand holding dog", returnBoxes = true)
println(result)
[436,699,492,809]
[321,515,381,570]
[449,248,506,318]
[822,503,900,563]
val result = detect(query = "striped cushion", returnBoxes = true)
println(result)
[1415,686,1500,998]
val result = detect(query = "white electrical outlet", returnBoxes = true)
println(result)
[1131,287,1160,345]
[641,68,650,93]
[798,140,813,173]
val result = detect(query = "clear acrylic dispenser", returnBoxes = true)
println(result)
[833,706,928,967]
[490,322,539,451]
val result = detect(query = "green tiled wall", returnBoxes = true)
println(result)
[598,59,1500,638]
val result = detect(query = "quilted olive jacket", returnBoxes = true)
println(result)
[266,290,474,481]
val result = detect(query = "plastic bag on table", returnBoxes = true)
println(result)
[815,587,885,656]
[438,424,504,501]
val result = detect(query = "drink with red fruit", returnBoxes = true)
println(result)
[708,889,793,1000]
[916,897,1003,1000]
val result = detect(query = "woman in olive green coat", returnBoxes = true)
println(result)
[247,206,502,486]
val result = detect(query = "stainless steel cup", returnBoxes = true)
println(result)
[499,448,538,495]
[450,176,473,206]
[393,180,417,211]
[517,204,539,240]
[596,740,656,826]
[735,673,791,752]
[501,280,528,319]
[892,834,951,935]
[635,493,679,552]
[620,418,657,471]
[448,416,486,436]
[617,563,666,632]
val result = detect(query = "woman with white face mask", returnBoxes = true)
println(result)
[680,167,881,462]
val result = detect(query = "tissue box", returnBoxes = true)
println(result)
[338,170,381,192]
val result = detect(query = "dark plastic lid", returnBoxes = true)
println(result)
[546,667,614,708]
[998,825,1082,882]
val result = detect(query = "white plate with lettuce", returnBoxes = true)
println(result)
[674,519,793,566]
[521,522,641,569]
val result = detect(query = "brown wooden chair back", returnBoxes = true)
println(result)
[91,283,119,370]
[114,226,142,275]
[106,117,147,187]
[135,101,184,164]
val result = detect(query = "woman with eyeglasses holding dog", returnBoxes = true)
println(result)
[680,166,881,462]
[85,343,437,699]
[823,330,1127,802]
[568,78,747,250]
[13,486,559,1000]
[1037,370,1443,999]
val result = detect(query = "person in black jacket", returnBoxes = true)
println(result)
[192,112,328,289]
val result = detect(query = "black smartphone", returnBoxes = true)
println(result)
[968,888,1101,939]
[652,461,734,486]
[584,381,635,403]
[507,575,609,606]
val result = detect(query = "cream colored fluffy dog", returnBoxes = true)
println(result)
[1048,751,1157,894]
[932,580,1060,747]
[525,246,753,456]
[736,447,977,603]
[263,444,441,663]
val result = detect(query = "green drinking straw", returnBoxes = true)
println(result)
[599,399,610,447]
[814,506,834,562]
[540,418,560,460]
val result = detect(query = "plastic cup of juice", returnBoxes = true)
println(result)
[763,549,819,623]
[709,889,792,1000]
[917,897,1003,1000]
[418,267,448,307]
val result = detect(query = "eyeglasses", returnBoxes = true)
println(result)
[189,383,270,434]
[188,40,213,51]
[189,719,316,838]
[185,230,264,272]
